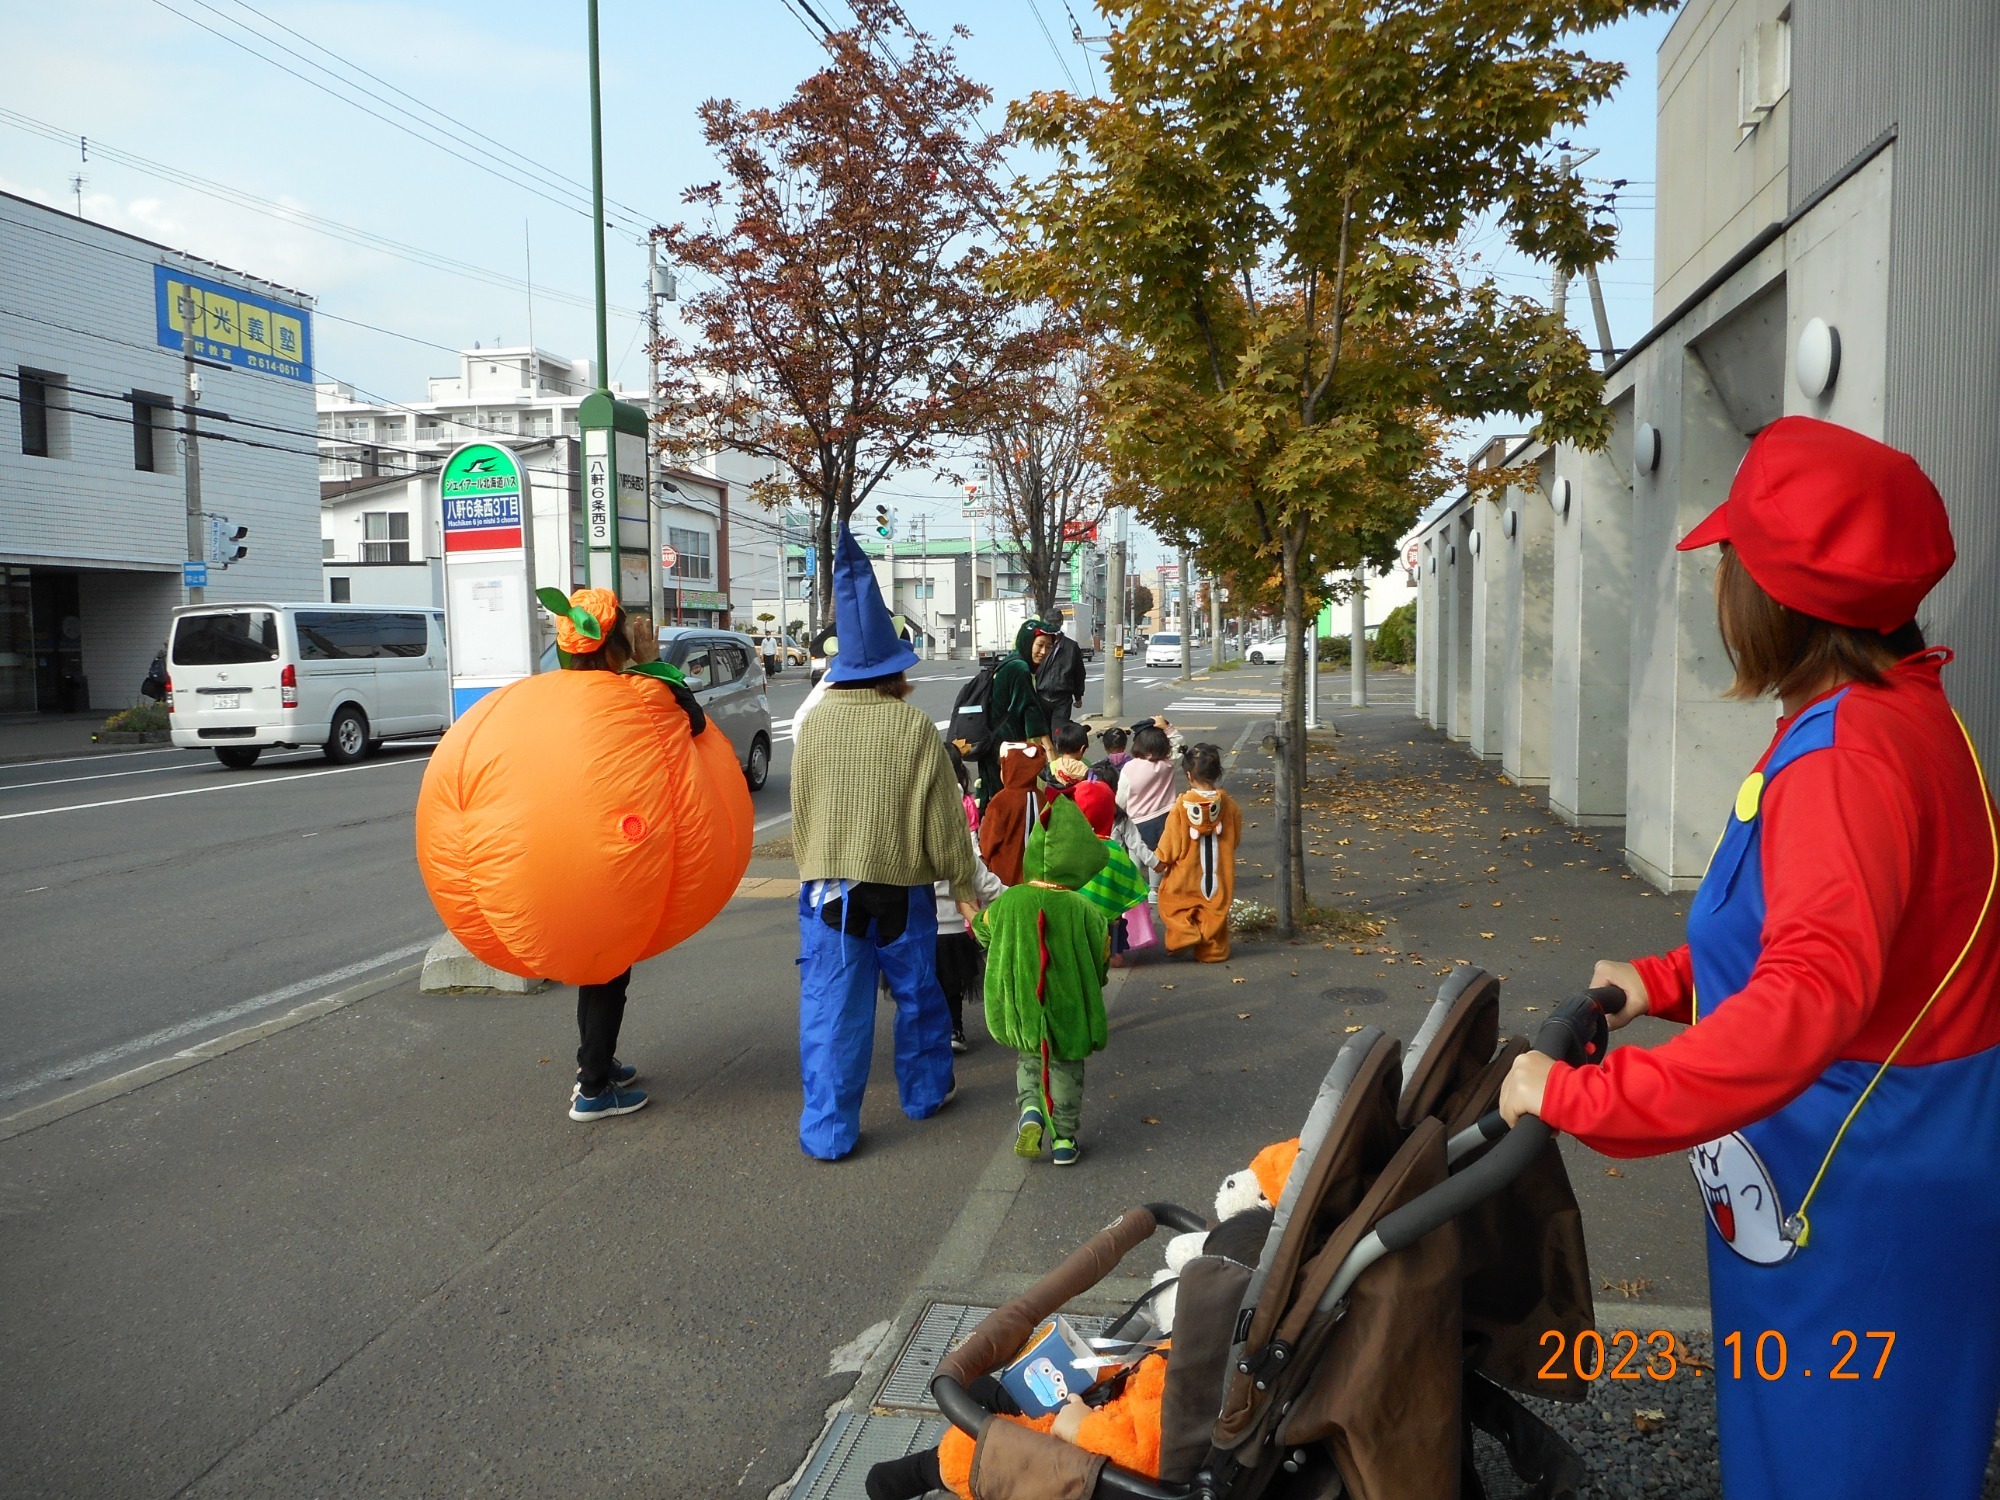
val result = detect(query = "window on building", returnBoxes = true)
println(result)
[667,527,714,581]
[131,395,171,472]
[323,537,336,559]
[329,576,352,603]
[362,512,411,564]
[19,370,58,458]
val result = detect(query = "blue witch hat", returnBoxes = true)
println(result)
[823,523,921,683]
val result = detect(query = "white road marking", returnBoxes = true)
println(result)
[0,756,423,821]
[0,745,187,771]
[0,750,319,793]
[0,938,434,1104]
[826,1319,893,1377]
[754,812,792,832]
[1165,698,1282,714]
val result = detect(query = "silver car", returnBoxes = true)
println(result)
[539,626,774,790]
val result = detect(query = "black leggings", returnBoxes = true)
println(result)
[865,1378,1017,1500]
[576,969,631,1096]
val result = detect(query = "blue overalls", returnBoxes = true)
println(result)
[796,880,955,1160]
[1685,692,2000,1497]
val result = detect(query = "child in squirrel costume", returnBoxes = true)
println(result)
[864,1146,1286,1500]
[1153,742,1241,962]
[978,741,1047,887]
[974,796,1110,1166]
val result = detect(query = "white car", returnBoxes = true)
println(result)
[1246,636,1288,665]
[168,603,448,769]
[1145,632,1182,668]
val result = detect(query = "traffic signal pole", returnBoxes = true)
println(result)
[1102,511,1125,719]
[179,290,205,605]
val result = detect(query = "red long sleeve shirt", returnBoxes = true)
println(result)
[1540,653,2000,1157]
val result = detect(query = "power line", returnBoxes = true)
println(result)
[1056,0,1102,92]
[198,0,663,233]
[147,0,635,232]
[0,109,634,319]
[1023,0,1082,93]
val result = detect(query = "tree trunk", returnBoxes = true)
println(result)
[814,497,837,629]
[1280,524,1310,921]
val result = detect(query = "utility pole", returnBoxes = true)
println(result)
[1176,548,1192,682]
[1102,509,1125,719]
[179,285,205,606]
[1584,265,1616,372]
[1209,573,1224,670]
[646,233,665,626]
[1349,565,1368,707]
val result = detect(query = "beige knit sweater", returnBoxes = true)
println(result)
[791,687,978,903]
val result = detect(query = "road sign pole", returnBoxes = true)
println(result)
[1102,511,1125,720]
[179,290,205,605]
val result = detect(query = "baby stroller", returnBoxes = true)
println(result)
[932,967,1615,1500]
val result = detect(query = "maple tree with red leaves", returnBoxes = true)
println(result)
[654,0,1045,624]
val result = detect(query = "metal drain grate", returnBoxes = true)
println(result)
[876,1301,1117,1411]
[791,1411,948,1500]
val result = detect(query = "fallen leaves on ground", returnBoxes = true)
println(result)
[1633,1409,1667,1434]
[1601,1276,1653,1298]
[1142,1116,1161,1125]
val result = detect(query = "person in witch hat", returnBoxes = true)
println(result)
[790,525,980,1160]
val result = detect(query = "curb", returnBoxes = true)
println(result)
[0,962,421,1144]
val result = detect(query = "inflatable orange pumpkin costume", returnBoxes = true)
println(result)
[415,587,753,985]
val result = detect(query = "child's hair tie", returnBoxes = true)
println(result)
[537,586,618,656]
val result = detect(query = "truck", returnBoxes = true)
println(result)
[974,596,1101,665]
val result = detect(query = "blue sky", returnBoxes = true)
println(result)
[7,0,1674,568]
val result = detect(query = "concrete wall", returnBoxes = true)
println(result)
[1446,513,1475,740]
[1467,502,1508,759]
[79,569,181,710]
[1549,391,1635,825]
[1782,144,1892,441]
[1791,0,2000,754]
[1654,0,1791,314]
[1499,461,1556,787]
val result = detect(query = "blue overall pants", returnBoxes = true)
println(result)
[1687,692,2000,1498]
[797,881,955,1160]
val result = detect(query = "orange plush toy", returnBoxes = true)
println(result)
[415,588,753,985]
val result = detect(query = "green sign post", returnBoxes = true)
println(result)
[579,0,653,613]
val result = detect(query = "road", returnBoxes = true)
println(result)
[0,654,1263,1115]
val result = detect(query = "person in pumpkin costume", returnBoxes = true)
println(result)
[791,527,978,1161]
[415,585,753,1122]
[1152,742,1240,962]
[977,741,1047,888]
[1501,419,2000,1500]
[974,796,1110,1167]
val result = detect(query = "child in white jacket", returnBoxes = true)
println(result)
[935,745,1006,1051]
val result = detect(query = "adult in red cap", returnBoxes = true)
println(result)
[1500,417,2000,1499]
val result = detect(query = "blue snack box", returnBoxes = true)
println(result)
[997,1316,1100,1417]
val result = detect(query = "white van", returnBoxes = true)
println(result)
[167,603,449,769]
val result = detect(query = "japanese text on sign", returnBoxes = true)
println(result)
[154,264,312,383]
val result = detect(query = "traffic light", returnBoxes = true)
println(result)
[875,504,893,540]
[205,515,249,566]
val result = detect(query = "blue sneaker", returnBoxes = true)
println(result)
[1051,1137,1080,1166]
[572,1059,638,1094]
[1014,1107,1046,1159]
[569,1084,648,1121]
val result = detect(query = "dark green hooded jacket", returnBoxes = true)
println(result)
[973,796,1111,1060]
[989,618,1050,743]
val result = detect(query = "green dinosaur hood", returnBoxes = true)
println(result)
[1012,618,1046,661]
[1023,795,1109,890]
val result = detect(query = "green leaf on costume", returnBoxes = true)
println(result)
[535,587,573,617]
[567,610,602,641]
[556,648,573,670]
[624,660,689,688]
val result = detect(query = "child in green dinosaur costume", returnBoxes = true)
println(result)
[972,796,1111,1167]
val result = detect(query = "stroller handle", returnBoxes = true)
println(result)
[1371,987,1616,1257]
[933,1202,1206,1500]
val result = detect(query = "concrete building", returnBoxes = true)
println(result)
[1,191,320,714]
[1413,0,2000,889]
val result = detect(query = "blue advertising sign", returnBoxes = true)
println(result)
[154,264,313,383]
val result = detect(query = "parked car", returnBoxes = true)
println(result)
[1144,632,1182,668]
[167,603,448,769]
[1246,636,1288,665]
[538,626,774,790]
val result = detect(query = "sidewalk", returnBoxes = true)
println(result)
[0,711,125,764]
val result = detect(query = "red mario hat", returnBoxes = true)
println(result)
[1069,779,1115,838]
[1677,416,1953,631]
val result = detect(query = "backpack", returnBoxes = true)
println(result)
[947,662,1001,758]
